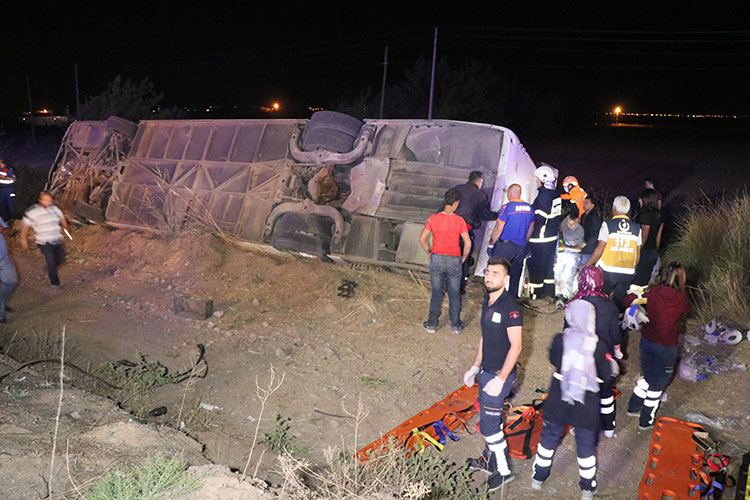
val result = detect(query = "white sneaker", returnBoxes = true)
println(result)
[581,488,597,500]
[603,429,616,438]
[530,478,544,490]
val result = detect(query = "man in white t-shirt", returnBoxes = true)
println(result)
[20,192,69,288]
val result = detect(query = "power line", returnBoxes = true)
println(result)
[451,26,750,35]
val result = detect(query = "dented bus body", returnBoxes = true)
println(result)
[47,111,539,274]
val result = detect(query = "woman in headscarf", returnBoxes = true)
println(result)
[532,300,616,499]
[567,265,622,437]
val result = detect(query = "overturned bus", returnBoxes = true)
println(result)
[46,111,543,274]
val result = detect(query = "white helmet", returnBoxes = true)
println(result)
[535,165,557,186]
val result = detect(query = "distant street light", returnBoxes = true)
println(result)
[614,106,622,123]
[261,102,282,113]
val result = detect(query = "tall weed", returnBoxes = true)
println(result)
[668,194,750,327]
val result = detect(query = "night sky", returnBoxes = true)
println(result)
[3,2,750,120]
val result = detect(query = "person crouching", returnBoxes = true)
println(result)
[530,300,617,499]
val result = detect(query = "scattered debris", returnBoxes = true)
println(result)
[704,318,744,346]
[174,295,214,319]
[148,406,168,417]
[199,403,221,412]
[337,279,358,298]
[685,412,746,431]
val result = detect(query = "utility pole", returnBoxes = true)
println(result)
[379,46,388,119]
[25,76,36,147]
[74,63,81,118]
[428,26,438,120]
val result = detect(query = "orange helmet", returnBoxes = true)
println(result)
[562,176,579,187]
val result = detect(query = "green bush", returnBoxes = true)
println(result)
[86,455,200,500]
[668,194,750,327]
[262,414,309,455]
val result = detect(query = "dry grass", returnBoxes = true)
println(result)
[668,193,750,327]
[276,399,486,500]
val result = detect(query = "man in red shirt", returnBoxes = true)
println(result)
[419,188,472,334]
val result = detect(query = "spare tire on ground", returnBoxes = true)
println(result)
[271,212,333,258]
[302,111,364,153]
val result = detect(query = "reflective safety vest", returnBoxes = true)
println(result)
[599,215,641,275]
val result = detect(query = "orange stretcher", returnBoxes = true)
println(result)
[356,385,621,462]
[356,384,479,461]
[638,416,708,499]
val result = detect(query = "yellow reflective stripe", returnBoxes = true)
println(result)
[598,263,636,274]
[534,209,557,219]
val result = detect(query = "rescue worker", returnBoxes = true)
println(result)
[463,256,523,491]
[560,176,587,222]
[585,195,642,310]
[625,262,690,430]
[0,216,17,322]
[0,159,17,220]
[20,192,70,288]
[531,300,617,499]
[568,266,623,437]
[453,171,497,295]
[487,183,534,297]
[419,189,471,334]
[527,165,562,299]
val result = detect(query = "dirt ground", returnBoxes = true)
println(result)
[1,224,749,499]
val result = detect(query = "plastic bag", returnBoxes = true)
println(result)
[679,349,746,381]
[685,412,743,431]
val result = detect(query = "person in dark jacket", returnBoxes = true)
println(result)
[531,300,616,499]
[528,165,562,299]
[625,262,690,430]
[568,266,622,437]
[632,189,663,286]
[580,196,602,263]
[453,171,498,294]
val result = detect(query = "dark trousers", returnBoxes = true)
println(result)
[38,243,65,286]
[628,338,677,427]
[0,255,17,319]
[527,241,556,298]
[599,380,616,432]
[0,187,15,220]
[426,254,462,328]
[633,248,659,286]
[491,240,525,297]
[477,368,517,476]
[532,419,599,492]
[460,230,475,295]
[601,273,632,311]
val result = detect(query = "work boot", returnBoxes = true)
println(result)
[487,472,515,491]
